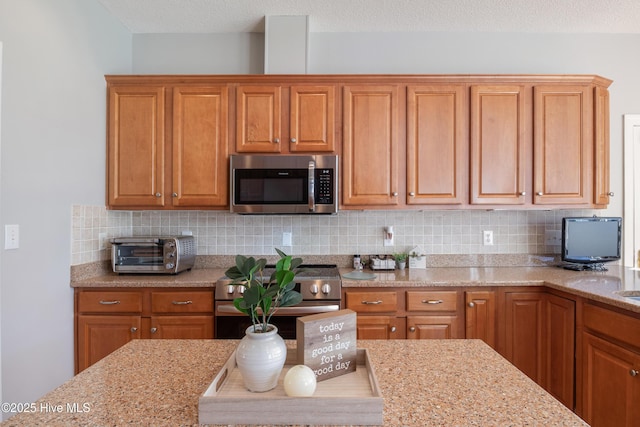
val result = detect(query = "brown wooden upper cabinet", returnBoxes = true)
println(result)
[342,85,400,206]
[533,85,592,205]
[406,85,467,205]
[470,85,528,205]
[235,84,336,153]
[107,80,229,209]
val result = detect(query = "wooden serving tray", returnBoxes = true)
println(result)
[199,348,383,426]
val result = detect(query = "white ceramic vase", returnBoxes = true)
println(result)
[235,324,287,392]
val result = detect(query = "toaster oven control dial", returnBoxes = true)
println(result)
[165,263,175,269]
[321,283,332,295]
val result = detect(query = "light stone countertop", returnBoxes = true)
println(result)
[72,265,640,314]
[0,339,586,427]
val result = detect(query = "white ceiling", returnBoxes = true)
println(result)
[97,0,640,34]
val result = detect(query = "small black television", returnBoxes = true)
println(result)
[561,216,622,271]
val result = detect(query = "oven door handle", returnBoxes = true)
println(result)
[308,160,315,212]
[216,304,340,315]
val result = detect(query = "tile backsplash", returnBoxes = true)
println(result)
[71,205,596,266]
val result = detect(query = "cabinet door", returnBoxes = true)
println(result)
[407,315,461,339]
[582,332,640,427]
[236,85,281,152]
[289,85,336,152]
[503,291,544,384]
[465,291,496,349]
[150,315,214,339]
[470,85,528,205]
[355,316,406,339]
[76,315,141,372]
[107,85,166,207]
[594,86,611,206]
[406,85,467,205]
[533,85,592,205]
[172,86,228,207]
[342,85,399,206]
[545,294,575,409]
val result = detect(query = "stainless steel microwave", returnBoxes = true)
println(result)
[230,154,338,214]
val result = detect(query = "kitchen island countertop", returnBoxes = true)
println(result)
[1,339,585,426]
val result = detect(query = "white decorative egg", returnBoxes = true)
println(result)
[283,364,317,397]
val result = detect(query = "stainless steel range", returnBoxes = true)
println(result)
[214,264,342,339]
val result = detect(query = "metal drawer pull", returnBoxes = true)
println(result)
[361,300,383,305]
[150,327,158,334]
[422,299,443,304]
[631,369,639,377]
[99,300,121,305]
[390,326,397,332]
[172,300,193,305]
[130,327,137,333]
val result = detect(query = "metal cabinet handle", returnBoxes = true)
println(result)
[409,326,416,332]
[422,299,443,304]
[519,191,526,196]
[468,302,475,308]
[273,138,280,143]
[172,192,178,197]
[392,192,398,197]
[631,369,639,377]
[536,192,543,196]
[150,327,158,334]
[409,192,415,197]
[155,192,162,197]
[361,300,383,305]
[390,326,396,332]
[172,300,193,305]
[99,300,120,305]
[130,327,137,333]
[291,138,297,143]
[608,192,614,197]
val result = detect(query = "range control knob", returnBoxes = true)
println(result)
[310,284,319,295]
[238,285,246,294]
[227,285,235,294]
[321,283,332,295]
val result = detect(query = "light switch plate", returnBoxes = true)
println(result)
[5,224,19,250]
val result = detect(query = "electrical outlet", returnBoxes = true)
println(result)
[545,230,562,246]
[483,230,494,246]
[5,224,19,250]
[282,232,292,246]
[99,232,107,249]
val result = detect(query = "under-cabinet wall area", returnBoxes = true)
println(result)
[71,205,601,265]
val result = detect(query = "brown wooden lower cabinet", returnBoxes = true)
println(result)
[502,290,545,384]
[75,288,214,373]
[465,290,496,348]
[582,332,640,427]
[545,293,575,409]
[407,315,461,339]
[355,315,406,339]
[76,314,141,372]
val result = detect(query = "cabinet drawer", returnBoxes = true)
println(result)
[345,291,397,313]
[77,291,143,313]
[151,291,214,313]
[406,291,458,312]
[583,303,640,350]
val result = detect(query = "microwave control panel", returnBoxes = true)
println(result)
[316,169,334,204]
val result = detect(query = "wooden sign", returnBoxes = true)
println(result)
[296,309,357,382]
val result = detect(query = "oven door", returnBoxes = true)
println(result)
[215,302,340,339]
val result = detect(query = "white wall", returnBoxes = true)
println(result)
[0,0,131,417]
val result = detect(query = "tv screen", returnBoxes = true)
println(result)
[561,217,622,269]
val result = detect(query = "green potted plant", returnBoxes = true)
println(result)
[224,248,303,333]
[393,252,408,270]
[224,248,304,392]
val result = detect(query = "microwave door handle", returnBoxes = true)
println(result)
[308,160,315,212]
